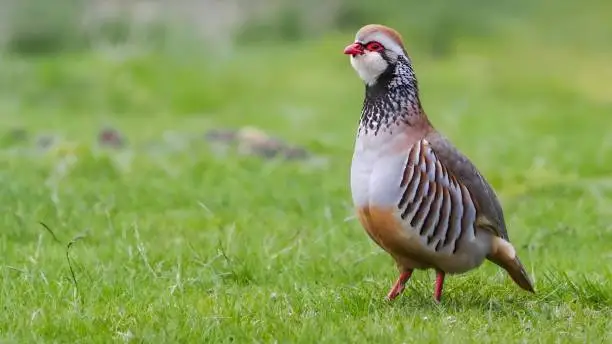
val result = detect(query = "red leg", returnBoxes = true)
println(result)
[434,270,445,303]
[386,270,413,300]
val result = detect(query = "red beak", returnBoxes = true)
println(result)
[343,42,363,56]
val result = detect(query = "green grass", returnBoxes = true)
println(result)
[2,14,612,343]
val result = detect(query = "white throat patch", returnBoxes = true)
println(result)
[350,52,388,86]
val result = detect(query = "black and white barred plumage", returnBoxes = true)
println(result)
[359,55,422,136]
[398,139,478,255]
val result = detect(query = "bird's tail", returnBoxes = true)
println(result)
[488,237,535,293]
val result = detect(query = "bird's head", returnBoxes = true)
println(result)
[344,24,409,86]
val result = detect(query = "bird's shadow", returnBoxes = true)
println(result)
[371,271,612,316]
[380,285,524,315]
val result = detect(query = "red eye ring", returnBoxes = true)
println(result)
[366,42,383,51]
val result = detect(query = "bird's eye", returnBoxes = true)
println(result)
[366,42,383,51]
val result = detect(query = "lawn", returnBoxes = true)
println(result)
[1,6,612,343]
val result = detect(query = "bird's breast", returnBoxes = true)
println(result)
[350,131,411,209]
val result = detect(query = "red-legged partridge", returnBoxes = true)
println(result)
[345,24,535,302]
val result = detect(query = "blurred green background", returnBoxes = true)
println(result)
[1,0,610,128]
[2,0,612,342]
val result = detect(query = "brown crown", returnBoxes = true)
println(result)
[356,24,405,50]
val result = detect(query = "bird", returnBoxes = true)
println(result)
[344,24,535,302]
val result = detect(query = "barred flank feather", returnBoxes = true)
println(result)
[398,140,477,254]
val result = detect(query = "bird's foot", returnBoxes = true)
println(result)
[386,283,405,300]
[385,270,413,301]
[433,270,445,303]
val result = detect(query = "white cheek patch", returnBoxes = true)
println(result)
[350,52,388,86]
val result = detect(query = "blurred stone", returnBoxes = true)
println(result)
[98,126,126,148]
[282,146,310,161]
[36,134,58,150]
[236,127,284,158]
[204,128,238,144]
[248,141,284,159]
[205,126,313,161]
